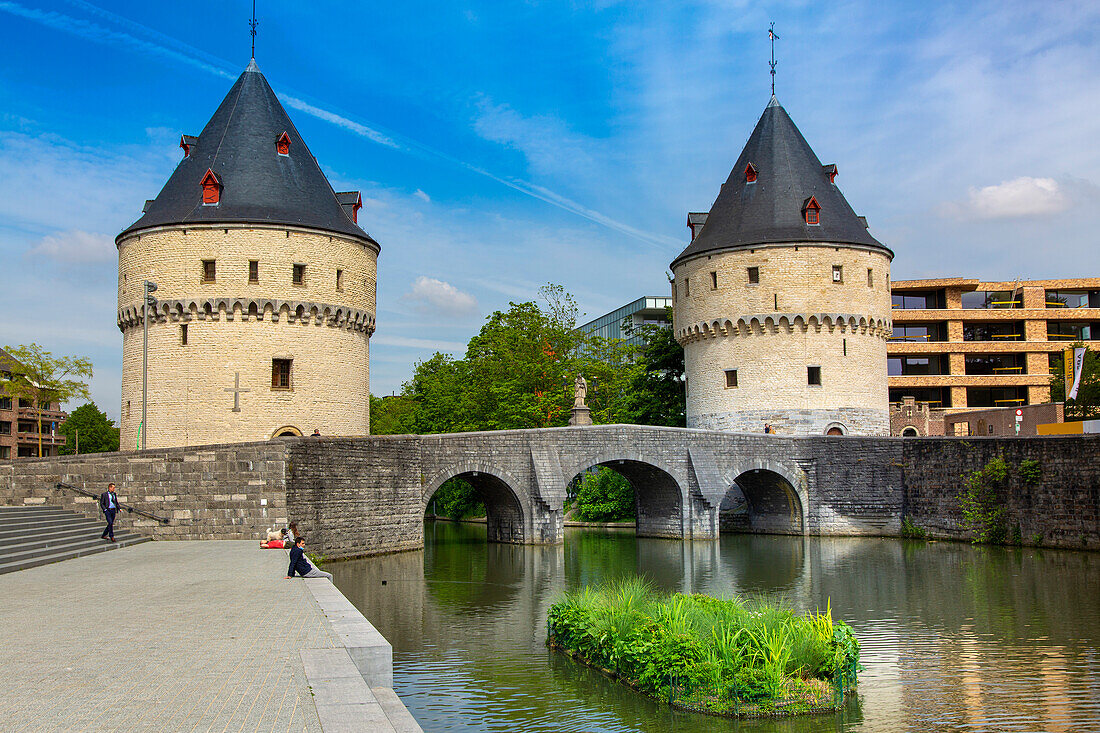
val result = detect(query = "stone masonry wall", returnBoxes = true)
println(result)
[901,435,1100,550]
[0,440,291,539]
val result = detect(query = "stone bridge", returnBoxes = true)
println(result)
[5,426,1095,558]
[289,424,904,555]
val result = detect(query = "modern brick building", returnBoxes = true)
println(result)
[116,60,378,449]
[0,349,68,459]
[887,278,1100,422]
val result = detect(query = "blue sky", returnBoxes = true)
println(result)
[1,1,1098,419]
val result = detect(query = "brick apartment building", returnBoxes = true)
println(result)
[0,349,68,459]
[887,277,1099,431]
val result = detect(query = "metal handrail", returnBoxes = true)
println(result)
[55,481,172,525]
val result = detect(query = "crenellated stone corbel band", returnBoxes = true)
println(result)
[677,312,891,345]
[117,297,376,336]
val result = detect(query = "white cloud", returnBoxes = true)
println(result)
[26,229,116,264]
[402,276,479,316]
[414,189,431,202]
[941,177,1072,220]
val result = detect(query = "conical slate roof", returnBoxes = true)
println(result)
[671,97,888,268]
[117,60,376,247]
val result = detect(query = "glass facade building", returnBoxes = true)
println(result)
[578,296,673,348]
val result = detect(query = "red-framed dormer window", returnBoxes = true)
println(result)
[349,193,361,223]
[803,196,821,225]
[744,162,758,184]
[179,135,198,158]
[276,131,291,156]
[823,163,838,183]
[201,169,222,206]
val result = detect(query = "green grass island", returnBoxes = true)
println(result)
[546,579,861,718]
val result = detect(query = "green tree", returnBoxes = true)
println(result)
[573,468,636,522]
[1,344,93,457]
[1049,344,1099,418]
[619,312,686,427]
[368,394,418,435]
[427,477,485,519]
[58,402,120,454]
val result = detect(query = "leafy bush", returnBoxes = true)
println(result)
[901,516,928,539]
[960,457,1009,544]
[547,579,860,716]
[573,468,636,522]
[1018,459,1041,485]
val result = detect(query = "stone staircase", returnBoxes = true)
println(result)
[0,505,150,575]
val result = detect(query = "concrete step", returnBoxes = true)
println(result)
[0,506,83,517]
[0,524,111,547]
[0,535,150,575]
[0,516,105,534]
[0,531,145,560]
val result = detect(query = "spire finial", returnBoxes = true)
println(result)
[768,22,779,96]
[249,0,258,59]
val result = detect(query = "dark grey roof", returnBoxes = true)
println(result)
[671,96,889,268]
[118,60,376,248]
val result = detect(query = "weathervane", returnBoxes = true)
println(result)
[249,0,258,59]
[769,22,779,95]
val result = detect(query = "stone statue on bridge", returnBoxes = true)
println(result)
[568,375,593,426]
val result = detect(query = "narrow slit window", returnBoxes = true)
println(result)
[710,271,718,289]
[249,260,259,283]
[180,324,188,346]
[808,366,822,386]
[684,278,690,297]
[867,268,873,287]
[747,266,760,284]
[292,264,306,286]
[725,369,738,388]
[272,359,292,389]
[202,260,216,283]
[336,269,344,291]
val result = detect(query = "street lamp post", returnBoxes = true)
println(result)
[142,280,158,450]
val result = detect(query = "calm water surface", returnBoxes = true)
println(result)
[331,522,1100,732]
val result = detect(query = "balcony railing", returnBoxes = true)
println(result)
[15,431,66,445]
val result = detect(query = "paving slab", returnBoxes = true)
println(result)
[0,540,414,732]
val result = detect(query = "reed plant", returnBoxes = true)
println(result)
[547,579,860,717]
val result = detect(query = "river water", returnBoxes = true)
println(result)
[331,522,1100,732]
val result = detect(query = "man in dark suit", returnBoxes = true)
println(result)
[99,483,120,542]
[285,536,332,579]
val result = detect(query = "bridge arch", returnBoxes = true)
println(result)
[563,452,688,539]
[723,458,807,536]
[423,462,528,545]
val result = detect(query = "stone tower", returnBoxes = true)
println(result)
[116,60,378,449]
[672,96,892,436]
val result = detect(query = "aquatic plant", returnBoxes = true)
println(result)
[546,579,860,718]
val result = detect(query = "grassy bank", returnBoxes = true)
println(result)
[546,578,859,718]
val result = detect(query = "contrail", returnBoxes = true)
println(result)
[2,0,680,250]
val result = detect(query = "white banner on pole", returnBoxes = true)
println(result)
[1069,347,1087,400]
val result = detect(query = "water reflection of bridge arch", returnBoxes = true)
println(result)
[562,453,687,539]
[423,463,527,544]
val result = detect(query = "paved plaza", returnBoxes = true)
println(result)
[0,541,385,731]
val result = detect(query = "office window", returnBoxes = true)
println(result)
[201,260,216,283]
[0,446,8,459]
[292,264,306,286]
[0,421,10,435]
[249,260,259,283]
[0,397,10,410]
[747,266,760,284]
[808,366,822,385]
[725,369,738,388]
[271,359,292,389]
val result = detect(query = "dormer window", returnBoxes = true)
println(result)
[822,163,837,183]
[802,196,821,225]
[276,132,291,156]
[744,163,758,184]
[201,169,222,206]
[336,191,363,224]
[179,135,198,158]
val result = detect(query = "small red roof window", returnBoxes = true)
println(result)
[179,135,198,158]
[744,163,758,184]
[802,196,821,225]
[276,132,291,156]
[201,169,222,206]
[822,163,838,183]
